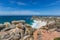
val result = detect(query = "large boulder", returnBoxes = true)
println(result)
[0,24,4,27]
[16,23,23,29]
[55,28,60,32]
[16,23,26,35]
[1,24,16,32]
[4,22,11,27]
[11,20,25,25]
[0,24,5,31]
[25,24,31,29]
[0,30,21,40]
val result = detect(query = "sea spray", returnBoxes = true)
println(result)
[31,20,47,29]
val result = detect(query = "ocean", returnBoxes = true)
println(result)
[0,16,33,25]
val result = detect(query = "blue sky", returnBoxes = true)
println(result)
[0,0,60,15]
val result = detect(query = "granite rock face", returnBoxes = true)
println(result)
[0,24,5,31]
[0,20,33,40]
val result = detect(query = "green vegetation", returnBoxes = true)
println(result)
[54,37,60,40]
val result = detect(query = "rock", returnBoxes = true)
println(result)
[48,21,55,25]
[16,23,23,29]
[0,20,34,40]
[16,23,26,34]
[0,28,21,40]
[8,33,21,40]
[23,24,33,35]
[1,33,10,39]
[12,34,21,40]
[8,27,24,39]
[0,24,4,27]
[25,24,32,31]
[9,24,16,29]
[1,24,16,32]
[55,28,60,32]
[49,28,57,32]
[12,21,20,25]
[18,20,26,23]
[11,20,25,25]
[0,32,10,40]
[22,35,30,40]
[4,22,11,27]
[25,24,31,28]
[0,24,5,31]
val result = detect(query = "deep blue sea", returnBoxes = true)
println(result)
[0,15,58,25]
[0,16,33,25]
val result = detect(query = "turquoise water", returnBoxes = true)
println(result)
[0,16,33,25]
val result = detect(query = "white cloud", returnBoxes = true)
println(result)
[0,10,60,16]
[17,2,27,6]
[0,10,40,15]
[9,1,27,6]
[0,6,14,11]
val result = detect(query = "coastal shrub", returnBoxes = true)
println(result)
[54,37,60,40]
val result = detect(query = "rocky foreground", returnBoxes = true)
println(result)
[0,17,60,40]
[0,20,34,40]
[33,16,60,40]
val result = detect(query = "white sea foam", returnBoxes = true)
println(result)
[31,20,47,29]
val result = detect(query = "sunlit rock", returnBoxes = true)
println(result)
[16,23,23,29]
[16,23,26,35]
[48,21,55,25]
[1,24,16,32]
[0,24,5,31]
[0,24,4,27]
[12,21,20,25]
[8,27,24,39]
[25,24,33,35]
[4,22,11,27]
[11,20,25,25]
[55,28,60,32]
[25,24,31,29]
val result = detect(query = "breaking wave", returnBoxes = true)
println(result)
[31,20,47,29]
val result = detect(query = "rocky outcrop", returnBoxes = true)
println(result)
[0,17,60,40]
[0,24,5,31]
[4,22,11,27]
[11,20,25,25]
[0,20,33,40]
